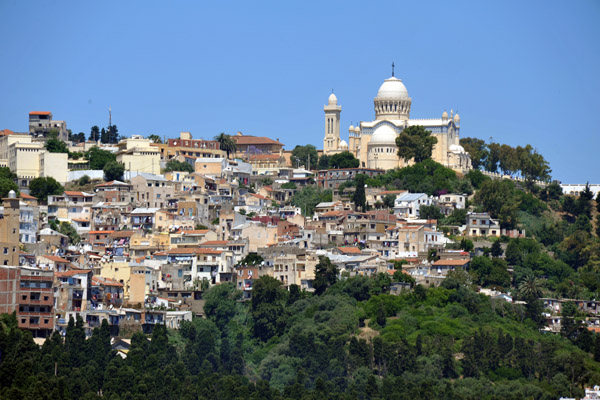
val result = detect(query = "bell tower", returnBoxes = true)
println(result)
[323,91,342,155]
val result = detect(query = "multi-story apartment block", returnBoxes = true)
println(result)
[28,111,68,141]
[117,136,161,175]
[0,191,20,266]
[131,173,175,208]
[0,265,55,337]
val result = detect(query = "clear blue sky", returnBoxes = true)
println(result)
[1,0,598,183]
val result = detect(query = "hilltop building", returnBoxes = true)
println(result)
[29,111,68,141]
[322,71,471,173]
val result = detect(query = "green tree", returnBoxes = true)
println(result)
[251,276,286,342]
[0,166,16,181]
[491,240,503,257]
[45,136,69,153]
[474,179,520,228]
[314,256,339,295]
[383,194,396,209]
[419,204,442,220]
[353,174,367,211]
[518,273,544,300]
[203,283,241,331]
[396,125,438,163]
[103,161,125,182]
[86,147,117,170]
[318,154,330,170]
[291,144,318,170]
[29,177,63,204]
[102,125,119,144]
[214,133,237,159]
[465,169,489,189]
[240,253,264,265]
[486,142,501,173]
[328,151,359,169]
[147,134,162,143]
[77,175,91,186]
[281,182,297,190]
[460,137,488,169]
[76,132,86,143]
[0,178,18,198]
[89,126,100,142]
[291,186,332,216]
[58,221,80,244]
[164,160,194,173]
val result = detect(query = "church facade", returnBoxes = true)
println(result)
[322,74,471,173]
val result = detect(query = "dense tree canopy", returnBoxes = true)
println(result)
[86,147,117,170]
[214,133,237,158]
[460,137,552,182]
[29,177,63,203]
[396,125,438,163]
[328,151,359,169]
[103,161,125,181]
[164,160,194,173]
[291,144,318,170]
[291,186,332,216]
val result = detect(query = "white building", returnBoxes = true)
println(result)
[465,212,501,237]
[394,193,432,219]
[322,70,471,173]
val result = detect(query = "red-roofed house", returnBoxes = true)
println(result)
[37,255,72,271]
[244,192,270,212]
[29,111,68,140]
[91,276,124,308]
[232,132,284,156]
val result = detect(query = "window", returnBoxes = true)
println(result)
[3,248,7,254]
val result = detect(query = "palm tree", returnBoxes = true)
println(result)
[214,133,237,159]
[518,273,543,300]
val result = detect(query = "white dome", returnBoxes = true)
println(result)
[454,112,460,122]
[349,125,355,131]
[354,126,360,133]
[339,139,348,148]
[442,110,448,119]
[370,125,397,144]
[376,77,409,99]
[449,144,465,153]
[328,93,338,105]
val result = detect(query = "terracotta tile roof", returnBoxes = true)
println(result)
[337,246,362,254]
[377,190,406,195]
[179,229,209,235]
[56,269,90,277]
[262,186,273,192]
[88,230,114,235]
[20,193,37,200]
[249,154,281,161]
[0,129,15,136]
[110,230,135,238]
[29,111,52,115]
[64,191,85,196]
[200,240,228,246]
[248,193,268,200]
[232,135,284,146]
[92,276,123,287]
[432,259,470,266]
[43,255,70,263]
[71,218,90,222]
[320,210,345,217]
[166,248,222,255]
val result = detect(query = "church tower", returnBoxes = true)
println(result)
[323,92,342,155]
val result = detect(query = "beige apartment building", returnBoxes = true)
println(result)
[117,136,161,175]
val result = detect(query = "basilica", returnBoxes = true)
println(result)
[322,73,471,173]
